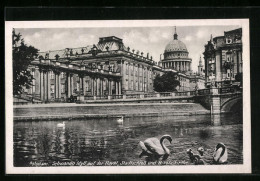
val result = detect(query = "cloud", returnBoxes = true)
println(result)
[21,29,99,52]
[33,32,41,38]
[52,31,70,40]
[196,29,208,39]
[162,31,171,39]
[17,25,239,72]
[122,30,149,45]
[184,35,193,41]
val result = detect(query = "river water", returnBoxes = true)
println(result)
[14,113,243,167]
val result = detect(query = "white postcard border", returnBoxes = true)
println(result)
[5,19,251,174]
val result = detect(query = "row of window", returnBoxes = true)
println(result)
[125,80,148,91]
[165,53,188,58]
[49,84,66,93]
[125,63,152,78]
[46,71,66,79]
[49,79,112,94]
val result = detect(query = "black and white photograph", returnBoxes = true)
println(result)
[5,19,251,174]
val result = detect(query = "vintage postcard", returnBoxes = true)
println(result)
[5,19,251,174]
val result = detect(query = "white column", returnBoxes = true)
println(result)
[40,70,44,100]
[91,78,93,95]
[54,73,57,99]
[58,73,61,98]
[100,78,103,96]
[93,78,97,96]
[116,81,118,95]
[111,80,113,95]
[108,79,111,95]
[47,71,51,100]
[119,81,121,95]
[70,74,74,95]
[82,76,86,96]
[79,76,82,94]
[96,78,100,96]
[67,73,71,97]
[44,71,47,101]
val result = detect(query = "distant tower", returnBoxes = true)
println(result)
[198,55,203,75]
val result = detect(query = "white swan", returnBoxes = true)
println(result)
[197,143,228,164]
[139,134,172,160]
[117,116,124,124]
[213,143,228,164]
[57,121,65,128]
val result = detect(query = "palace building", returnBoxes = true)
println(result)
[26,36,162,102]
[203,28,242,88]
[21,29,205,103]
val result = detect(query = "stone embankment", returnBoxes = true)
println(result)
[13,103,210,121]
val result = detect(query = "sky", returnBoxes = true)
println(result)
[17,25,240,72]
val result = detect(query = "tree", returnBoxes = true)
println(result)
[153,71,180,92]
[235,72,243,87]
[12,29,39,95]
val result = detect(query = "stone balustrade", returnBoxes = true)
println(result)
[78,87,241,103]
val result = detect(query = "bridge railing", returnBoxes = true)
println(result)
[159,92,172,97]
[175,91,189,96]
[96,95,109,100]
[219,87,235,94]
[126,94,140,99]
[197,89,210,95]
[79,86,241,102]
[190,91,196,96]
[144,93,158,98]
[84,96,94,100]
[111,95,123,99]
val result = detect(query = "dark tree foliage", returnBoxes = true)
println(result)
[12,29,39,95]
[235,72,243,86]
[153,72,180,92]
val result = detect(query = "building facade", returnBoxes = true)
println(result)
[24,36,161,102]
[22,31,207,103]
[203,28,242,88]
[189,55,206,91]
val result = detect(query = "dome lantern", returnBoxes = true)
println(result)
[173,26,178,40]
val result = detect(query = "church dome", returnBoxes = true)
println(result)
[161,27,192,74]
[164,39,188,53]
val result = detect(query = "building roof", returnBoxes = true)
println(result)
[224,28,242,35]
[164,39,188,53]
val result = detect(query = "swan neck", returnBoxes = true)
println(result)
[160,137,167,152]
[217,145,226,162]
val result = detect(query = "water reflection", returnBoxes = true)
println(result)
[211,114,221,126]
[14,113,243,166]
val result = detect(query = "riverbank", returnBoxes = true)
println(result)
[13,102,210,121]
